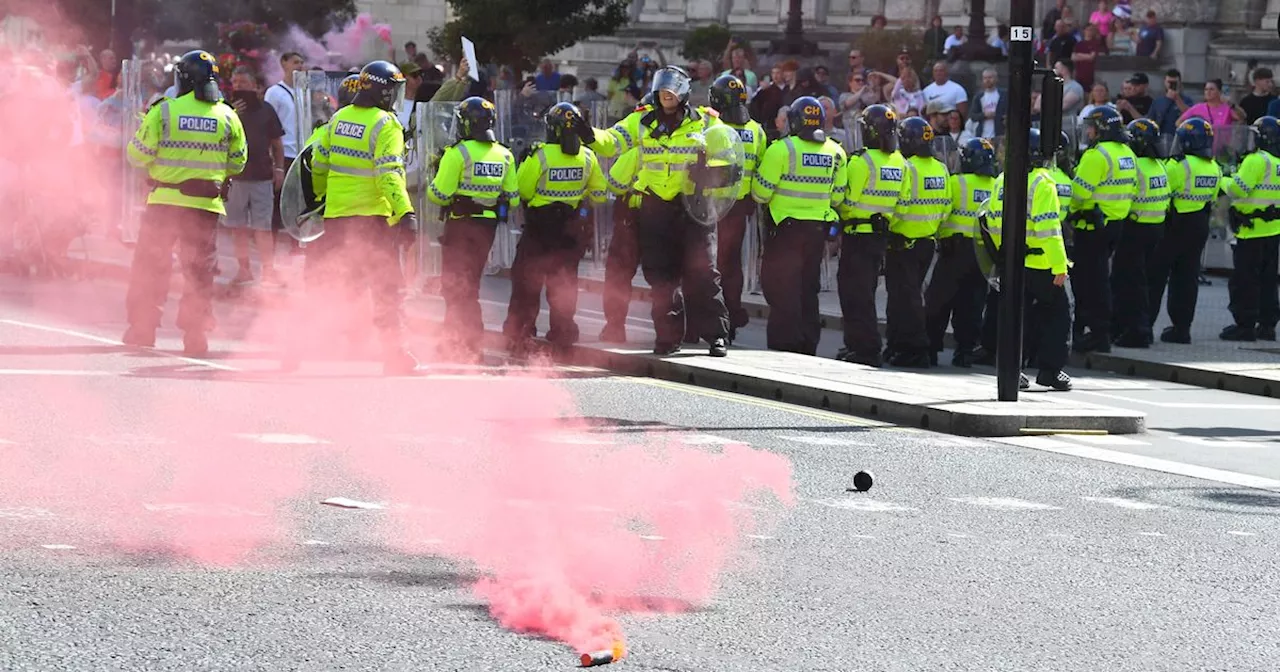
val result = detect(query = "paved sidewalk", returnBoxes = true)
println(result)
[54,233,1142,436]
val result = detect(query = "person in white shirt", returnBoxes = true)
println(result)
[943,26,966,57]
[922,61,968,119]
[263,52,305,239]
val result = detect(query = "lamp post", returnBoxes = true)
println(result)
[774,0,817,55]
[955,0,1004,61]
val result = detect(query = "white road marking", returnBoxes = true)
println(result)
[947,533,972,539]
[142,503,267,516]
[0,369,114,376]
[40,544,76,550]
[302,539,330,545]
[1060,434,1151,446]
[0,507,56,519]
[1138,532,1166,537]
[1081,496,1164,510]
[850,534,876,540]
[993,436,1280,493]
[1075,390,1280,410]
[779,435,873,447]
[808,497,917,512]
[638,534,665,541]
[745,534,773,540]
[319,498,386,510]
[948,497,1062,511]
[0,318,239,371]
[1227,531,1258,537]
[234,433,330,445]
[1169,436,1274,449]
[676,434,744,445]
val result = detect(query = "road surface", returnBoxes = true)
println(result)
[0,275,1277,671]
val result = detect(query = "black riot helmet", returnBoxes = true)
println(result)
[545,101,586,155]
[859,104,898,153]
[1252,116,1280,156]
[897,116,935,158]
[1127,118,1162,158]
[352,61,406,112]
[175,50,222,102]
[709,74,750,125]
[1028,127,1048,168]
[650,66,692,107]
[1057,129,1076,173]
[1176,117,1214,159]
[787,96,827,142]
[959,137,997,177]
[337,74,361,109]
[1082,104,1125,146]
[456,96,497,142]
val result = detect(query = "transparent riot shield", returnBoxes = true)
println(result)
[974,195,1001,290]
[293,70,347,158]
[1157,133,1179,161]
[577,98,613,274]
[279,145,324,242]
[117,58,152,244]
[683,124,745,227]
[492,88,551,272]
[413,102,462,290]
[841,110,865,151]
[931,134,960,173]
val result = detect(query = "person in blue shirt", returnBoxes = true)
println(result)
[1148,69,1194,136]
[534,59,562,91]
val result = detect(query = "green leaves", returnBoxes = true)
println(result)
[428,0,629,72]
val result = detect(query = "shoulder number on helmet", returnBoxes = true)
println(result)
[178,116,218,133]
[802,153,834,168]
[334,121,366,140]
[879,166,903,182]
[923,176,946,190]
[548,167,584,182]
[1118,156,1136,170]
[1149,175,1168,189]
[1194,175,1218,189]
[473,162,505,177]
[972,189,991,204]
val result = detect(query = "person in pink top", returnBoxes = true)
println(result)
[1089,0,1113,36]
[1177,79,1246,127]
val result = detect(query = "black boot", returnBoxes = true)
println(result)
[1035,369,1073,391]
[708,337,728,357]
[1220,324,1257,342]
[1160,326,1191,344]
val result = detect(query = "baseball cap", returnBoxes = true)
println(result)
[398,62,423,77]
[1126,72,1149,85]
[926,100,955,115]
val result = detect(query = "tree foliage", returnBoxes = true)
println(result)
[427,0,630,73]
[680,24,731,64]
[134,0,358,48]
[853,27,929,75]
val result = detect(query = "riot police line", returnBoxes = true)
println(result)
[109,54,1280,380]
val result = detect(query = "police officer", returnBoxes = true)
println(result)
[599,93,658,343]
[709,74,768,341]
[123,50,247,357]
[303,61,418,374]
[1069,105,1137,353]
[1147,118,1222,343]
[883,116,951,368]
[836,104,904,367]
[753,97,846,354]
[503,102,607,355]
[579,66,732,356]
[988,128,1073,391]
[1218,115,1280,342]
[1110,118,1171,348]
[926,137,995,367]
[427,96,519,362]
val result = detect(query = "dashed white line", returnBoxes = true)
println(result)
[0,507,56,519]
[40,544,76,550]
[1081,496,1164,510]
[1227,531,1258,537]
[302,539,330,546]
[808,497,917,512]
[638,534,665,541]
[0,318,238,371]
[948,497,1062,511]
[946,533,972,539]
[235,433,330,445]
[319,498,386,510]
[850,534,876,540]
[1138,532,1166,537]
[745,534,774,540]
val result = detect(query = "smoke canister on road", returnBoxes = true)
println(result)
[580,640,626,667]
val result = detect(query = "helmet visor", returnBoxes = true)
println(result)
[392,82,406,113]
[651,69,690,98]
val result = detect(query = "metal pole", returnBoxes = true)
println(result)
[997,3,1035,402]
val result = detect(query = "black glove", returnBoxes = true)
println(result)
[576,121,596,146]
[395,213,418,247]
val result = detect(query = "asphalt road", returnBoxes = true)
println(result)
[0,275,1279,670]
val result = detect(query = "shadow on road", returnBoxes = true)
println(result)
[1106,486,1280,515]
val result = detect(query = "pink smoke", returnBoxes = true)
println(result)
[263,13,396,84]
[0,18,797,660]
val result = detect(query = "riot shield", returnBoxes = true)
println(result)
[683,124,745,226]
[293,70,348,156]
[931,134,960,173]
[1157,133,1179,161]
[974,195,1001,290]
[842,110,865,151]
[413,102,463,285]
[118,58,151,244]
[279,145,325,242]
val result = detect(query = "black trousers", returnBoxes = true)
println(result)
[440,216,498,346]
[1147,208,1210,331]
[717,198,754,329]
[1110,221,1164,339]
[1026,268,1071,375]
[125,205,218,334]
[503,205,585,346]
[298,216,405,346]
[637,195,729,346]
[884,238,936,355]
[1227,234,1280,330]
[1069,223,1121,339]
[925,235,987,353]
[759,219,826,355]
[836,233,885,359]
[602,202,640,329]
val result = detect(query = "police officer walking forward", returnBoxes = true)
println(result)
[754,97,846,354]
[123,50,247,357]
